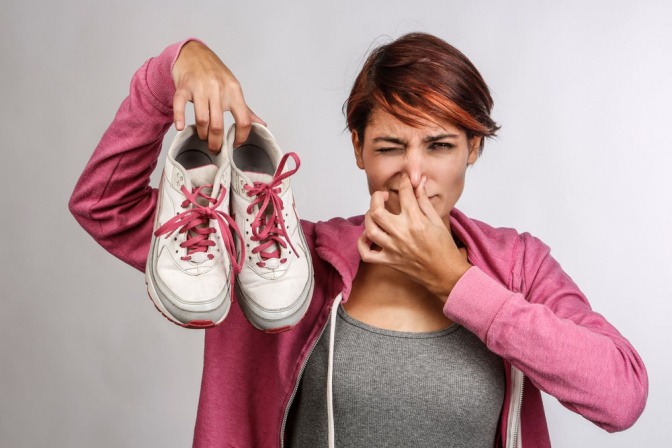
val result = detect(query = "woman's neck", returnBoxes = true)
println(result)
[343,262,453,332]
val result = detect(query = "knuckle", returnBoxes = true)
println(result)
[371,208,385,221]
[173,88,187,100]
[207,77,225,93]
[409,222,423,234]
[228,78,242,92]
[359,249,373,262]
[365,228,376,240]
[175,75,194,91]
[209,122,224,134]
[236,117,252,129]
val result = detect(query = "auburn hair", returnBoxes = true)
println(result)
[345,33,499,152]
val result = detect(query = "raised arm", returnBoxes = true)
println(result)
[68,39,261,271]
[445,233,648,432]
[358,179,647,431]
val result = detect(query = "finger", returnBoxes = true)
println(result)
[173,88,190,131]
[363,208,393,249]
[229,107,252,148]
[357,231,374,260]
[357,231,386,265]
[414,175,426,199]
[357,231,372,254]
[207,97,225,152]
[193,94,211,140]
[397,174,421,216]
[367,191,393,234]
[370,190,389,213]
[415,176,443,225]
[226,87,254,147]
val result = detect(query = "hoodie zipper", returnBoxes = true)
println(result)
[279,309,331,447]
[505,365,525,448]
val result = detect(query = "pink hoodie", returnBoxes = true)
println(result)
[69,39,647,447]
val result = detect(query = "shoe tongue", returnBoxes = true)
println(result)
[187,164,218,207]
[188,164,218,188]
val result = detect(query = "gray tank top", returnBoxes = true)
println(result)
[287,306,505,447]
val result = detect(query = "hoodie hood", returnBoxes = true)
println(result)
[313,215,365,301]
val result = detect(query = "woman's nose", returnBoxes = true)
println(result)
[404,152,424,189]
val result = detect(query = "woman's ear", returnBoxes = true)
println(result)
[467,136,482,166]
[352,131,365,169]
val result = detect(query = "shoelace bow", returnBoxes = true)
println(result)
[244,152,301,268]
[155,184,244,273]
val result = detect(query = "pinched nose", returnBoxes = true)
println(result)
[401,150,426,189]
[403,162,424,189]
[407,171,423,189]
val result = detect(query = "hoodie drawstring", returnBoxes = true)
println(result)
[326,292,343,448]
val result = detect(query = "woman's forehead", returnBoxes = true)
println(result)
[365,109,464,137]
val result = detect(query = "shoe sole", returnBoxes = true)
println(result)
[234,228,315,332]
[145,273,231,329]
[235,274,314,333]
[145,237,231,329]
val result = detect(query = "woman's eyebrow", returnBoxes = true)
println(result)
[424,133,459,143]
[371,133,459,145]
[372,136,406,145]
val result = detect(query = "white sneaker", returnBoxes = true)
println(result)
[227,123,314,332]
[146,125,242,328]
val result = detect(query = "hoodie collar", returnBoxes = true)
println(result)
[314,216,364,301]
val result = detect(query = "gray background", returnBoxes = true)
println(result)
[2,0,671,446]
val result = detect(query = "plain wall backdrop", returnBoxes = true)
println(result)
[2,0,671,446]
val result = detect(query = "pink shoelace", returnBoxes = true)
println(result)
[155,184,244,273]
[244,152,301,268]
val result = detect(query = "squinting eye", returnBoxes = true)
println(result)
[375,147,400,153]
[429,142,455,151]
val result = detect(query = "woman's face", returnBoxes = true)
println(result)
[353,109,480,224]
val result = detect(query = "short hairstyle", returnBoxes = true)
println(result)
[345,33,499,152]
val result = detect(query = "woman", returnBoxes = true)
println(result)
[69,33,647,447]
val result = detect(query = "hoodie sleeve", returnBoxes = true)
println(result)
[443,232,648,433]
[68,39,197,272]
